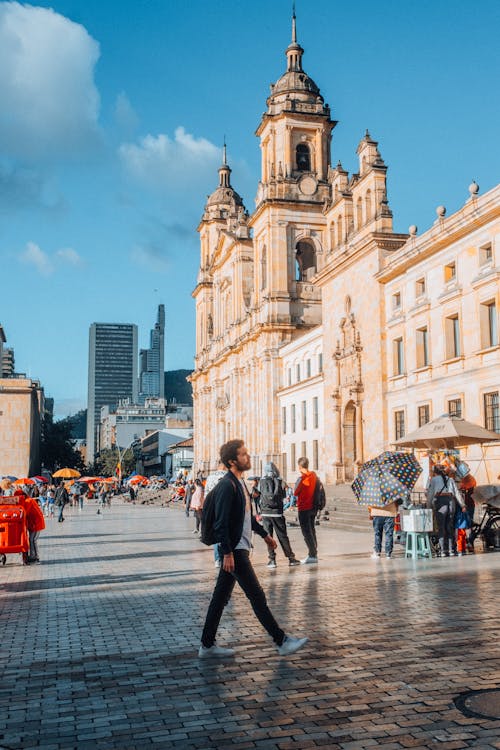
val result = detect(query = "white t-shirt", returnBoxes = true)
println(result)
[235,479,252,551]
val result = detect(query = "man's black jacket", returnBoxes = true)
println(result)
[213,471,268,555]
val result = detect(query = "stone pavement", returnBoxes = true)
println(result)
[0,502,499,750]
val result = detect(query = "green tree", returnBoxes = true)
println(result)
[40,415,86,473]
[92,448,136,478]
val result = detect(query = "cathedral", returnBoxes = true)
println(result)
[190,14,500,488]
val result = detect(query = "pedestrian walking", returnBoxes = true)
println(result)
[54,483,69,523]
[199,439,308,658]
[368,501,399,559]
[294,456,319,564]
[258,462,299,568]
[190,479,204,534]
[184,480,194,517]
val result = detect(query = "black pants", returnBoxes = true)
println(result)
[298,509,317,558]
[194,509,202,532]
[434,495,457,555]
[201,549,285,648]
[261,515,296,561]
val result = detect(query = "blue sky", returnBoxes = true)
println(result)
[1,0,499,418]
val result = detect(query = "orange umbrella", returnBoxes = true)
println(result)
[129,475,148,485]
[53,468,81,479]
[14,478,36,486]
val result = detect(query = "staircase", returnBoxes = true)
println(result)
[322,483,371,532]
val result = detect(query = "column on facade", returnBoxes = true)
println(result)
[355,399,363,465]
[315,128,323,178]
[332,353,343,469]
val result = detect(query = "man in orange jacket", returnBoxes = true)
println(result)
[294,456,319,564]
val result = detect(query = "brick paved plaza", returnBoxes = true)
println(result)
[1,502,499,750]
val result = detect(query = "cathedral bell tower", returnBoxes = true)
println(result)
[255,10,336,207]
[250,11,335,328]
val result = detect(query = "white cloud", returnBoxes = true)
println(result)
[56,247,83,266]
[114,91,139,132]
[19,242,84,275]
[119,126,220,188]
[0,2,101,159]
[20,241,53,276]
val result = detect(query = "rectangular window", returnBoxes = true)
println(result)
[444,261,456,283]
[296,364,301,382]
[282,452,287,481]
[306,359,311,378]
[448,398,462,418]
[282,406,287,435]
[290,443,296,468]
[301,400,307,430]
[445,314,461,359]
[392,291,401,311]
[484,391,500,432]
[480,300,498,349]
[416,278,426,298]
[312,440,319,471]
[393,337,404,375]
[416,327,429,368]
[394,410,405,440]
[291,404,296,433]
[318,353,323,373]
[479,242,493,266]
[301,441,307,458]
[287,368,292,386]
[418,404,430,427]
[313,396,319,429]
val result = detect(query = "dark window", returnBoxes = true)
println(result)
[418,404,430,427]
[448,398,462,418]
[295,240,317,281]
[296,143,310,171]
[484,391,500,432]
[394,410,405,440]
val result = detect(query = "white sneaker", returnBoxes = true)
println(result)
[385,554,392,559]
[267,560,277,568]
[277,635,308,656]
[214,560,221,568]
[198,644,235,659]
[371,552,381,559]
[300,556,318,565]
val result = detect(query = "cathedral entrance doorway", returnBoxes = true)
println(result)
[343,401,356,481]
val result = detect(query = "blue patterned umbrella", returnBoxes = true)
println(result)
[352,451,422,507]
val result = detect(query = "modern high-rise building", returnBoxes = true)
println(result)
[139,304,165,403]
[86,323,138,464]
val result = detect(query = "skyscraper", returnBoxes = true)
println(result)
[86,323,138,464]
[139,304,165,403]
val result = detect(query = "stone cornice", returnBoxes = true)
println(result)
[376,183,500,283]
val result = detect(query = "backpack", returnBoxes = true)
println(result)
[200,488,217,546]
[258,476,285,512]
[313,478,326,512]
[200,477,238,546]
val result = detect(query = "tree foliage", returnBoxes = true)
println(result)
[91,448,135,478]
[40,415,86,473]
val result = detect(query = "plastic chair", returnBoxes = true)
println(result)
[405,531,432,559]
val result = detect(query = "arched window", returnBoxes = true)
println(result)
[356,197,363,229]
[295,240,316,281]
[337,215,343,247]
[296,143,310,172]
[365,190,373,222]
[261,245,267,290]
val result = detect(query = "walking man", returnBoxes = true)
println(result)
[295,456,319,564]
[199,439,308,658]
[54,483,69,523]
[258,462,300,568]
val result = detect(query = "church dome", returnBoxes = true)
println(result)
[206,184,244,209]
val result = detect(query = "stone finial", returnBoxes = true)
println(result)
[469,180,479,196]
[436,205,446,218]
[409,225,418,236]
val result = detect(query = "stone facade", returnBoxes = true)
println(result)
[191,15,500,487]
[0,377,43,477]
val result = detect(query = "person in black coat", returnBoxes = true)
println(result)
[199,439,308,659]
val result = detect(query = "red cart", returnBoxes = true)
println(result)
[0,496,29,565]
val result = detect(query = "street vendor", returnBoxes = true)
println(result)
[368,501,399,560]
[426,465,465,557]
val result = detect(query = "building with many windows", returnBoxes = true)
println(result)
[191,14,500,487]
[86,323,138,464]
[139,304,165,403]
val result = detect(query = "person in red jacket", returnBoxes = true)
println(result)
[17,491,46,563]
[294,456,318,564]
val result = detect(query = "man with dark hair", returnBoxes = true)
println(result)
[199,439,308,658]
[295,456,319,564]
